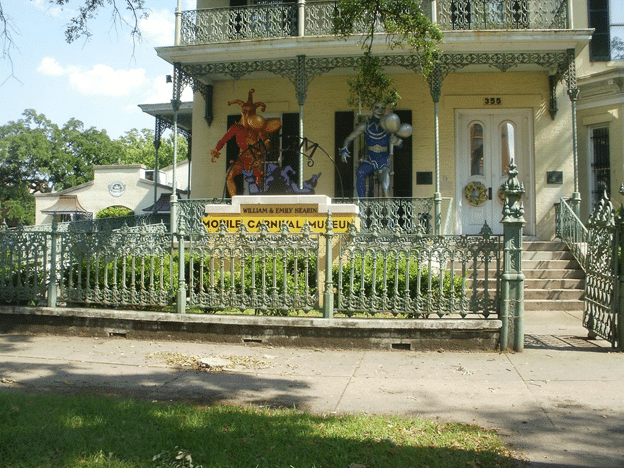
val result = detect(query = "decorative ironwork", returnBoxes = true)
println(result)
[438,0,565,30]
[0,197,515,324]
[583,193,617,345]
[180,3,297,45]
[180,0,567,46]
[60,223,174,308]
[0,226,49,304]
[555,198,588,270]
[335,224,500,317]
[187,221,320,313]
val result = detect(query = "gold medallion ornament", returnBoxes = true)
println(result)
[464,181,488,206]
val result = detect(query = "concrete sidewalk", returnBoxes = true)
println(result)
[1,310,623,467]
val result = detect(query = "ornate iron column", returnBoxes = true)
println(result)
[565,48,581,217]
[296,55,307,189]
[500,159,525,351]
[428,62,443,235]
[47,218,59,308]
[172,63,187,313]
[323,212,334,318]
[153,116,165,215]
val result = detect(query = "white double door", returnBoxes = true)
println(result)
[455,109,533,235]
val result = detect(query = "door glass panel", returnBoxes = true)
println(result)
[470,122,484,176]
[500,121,515,175]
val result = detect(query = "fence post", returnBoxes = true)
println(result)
[323,212,334,319]
[176,229,187,314]
[47,219,58,308]
[500,160,525,352]
[617,203,624,351]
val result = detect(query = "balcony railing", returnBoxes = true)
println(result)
[178,0,568,46]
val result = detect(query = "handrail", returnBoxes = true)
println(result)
[555,197,588,270]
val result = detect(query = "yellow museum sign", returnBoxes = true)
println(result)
[202,197,359,233]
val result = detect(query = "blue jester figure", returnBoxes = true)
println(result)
[340,102,413,198]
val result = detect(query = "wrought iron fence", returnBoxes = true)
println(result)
[556,193,624,348]
[0,226,50,304]
[334,225,500,318]
[0,212,501,320]
[179,0,568,46]
[437,0,568,30]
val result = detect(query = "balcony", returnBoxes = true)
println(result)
[177,0,569,47]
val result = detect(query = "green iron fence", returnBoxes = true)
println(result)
[0,194,527,350]
[556,194,624,349]
[0,198,499,319]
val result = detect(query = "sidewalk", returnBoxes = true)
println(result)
[1,310,623,467]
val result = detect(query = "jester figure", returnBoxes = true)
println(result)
[340,102,412,198]
[211,89,282,197]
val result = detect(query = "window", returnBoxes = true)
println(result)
[470,122,484,176]
[500,121,515,175]
[590,127,610,208]
[589,0,624,61]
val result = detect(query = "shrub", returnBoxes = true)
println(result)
[96,206,134,219]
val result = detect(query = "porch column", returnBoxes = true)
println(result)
[566,49,581,217]
[171,65,184,234]
[430,0,437,23]
[297,0,305,36]
[153,116,164,215]
[429,62,443,235]
[175,0,182,46]
[296,55,307,189]
[172,64,188,313]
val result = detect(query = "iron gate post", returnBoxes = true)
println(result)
[617,208,624,351]
[47,218,58,308]
[501,160,526,352]
[176,229,187,314]
[323,212,334,319]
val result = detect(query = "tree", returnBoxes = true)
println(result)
[0,109,123,225]
[613,37,624,60]
[116,128,189,170]
[332,0,442,108]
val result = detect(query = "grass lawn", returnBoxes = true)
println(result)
[0,390,524,467]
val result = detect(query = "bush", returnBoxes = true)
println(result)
[96,206,134,219]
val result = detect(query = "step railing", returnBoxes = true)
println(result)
[555,197,588,270]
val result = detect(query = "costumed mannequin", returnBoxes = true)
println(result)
[211,89,282,197]
[340,103,413,198]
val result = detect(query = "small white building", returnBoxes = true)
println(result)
[34,162,189,224]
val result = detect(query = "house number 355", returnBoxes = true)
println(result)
[484,97,502,105]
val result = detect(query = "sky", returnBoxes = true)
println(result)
[2,0,194,139]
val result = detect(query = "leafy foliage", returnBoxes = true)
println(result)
[116,128,189,170]
[0,110,189,226]
[334,252,464,314]
[0,109,123,225]
[612,37,624,60]
[333,0,442,108]
[96,206,134,219]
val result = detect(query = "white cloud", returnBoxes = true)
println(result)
[139,9,175,47]
[70,65,147,96]
[36,57,148,97]
[36,56,67,77]
[31,0,72,19]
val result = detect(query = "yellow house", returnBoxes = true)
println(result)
[152,0,622,239]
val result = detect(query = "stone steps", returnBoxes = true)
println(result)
[522,240,585,311]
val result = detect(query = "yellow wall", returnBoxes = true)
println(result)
[191,69,574,238]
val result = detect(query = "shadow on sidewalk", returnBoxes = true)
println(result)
[524,334,613,352]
